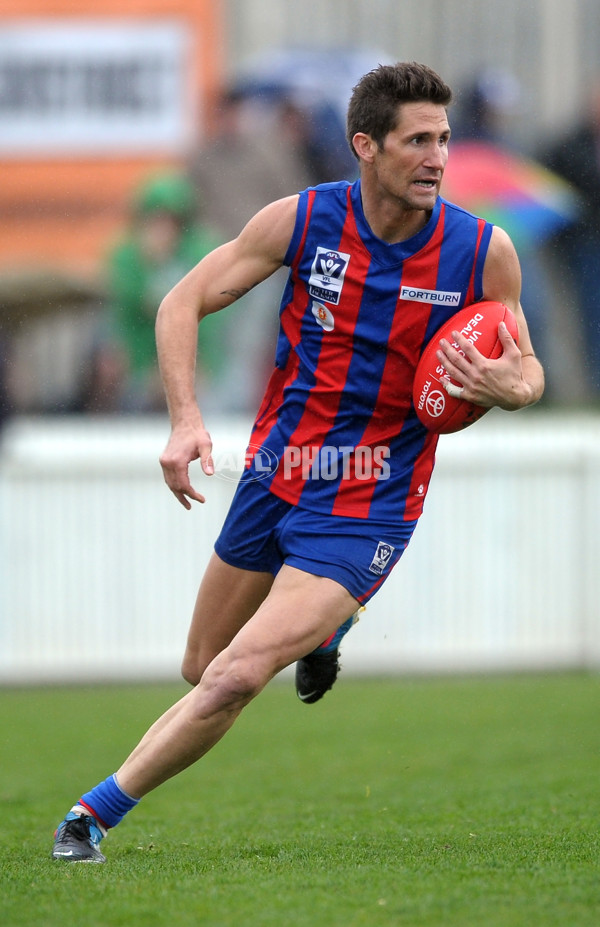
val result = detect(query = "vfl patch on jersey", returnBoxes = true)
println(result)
[368,541,395,576]
[311,301,335,331]
[308,247,350,305]
[400,285,461,306]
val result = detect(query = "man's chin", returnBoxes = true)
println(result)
[409,187,439,211]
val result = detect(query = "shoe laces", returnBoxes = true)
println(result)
[61,813,103,846]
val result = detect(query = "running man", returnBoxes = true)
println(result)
[52,62,544,862]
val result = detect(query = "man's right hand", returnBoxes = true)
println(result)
[159,422,214,509]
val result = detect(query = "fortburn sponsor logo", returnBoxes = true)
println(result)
[400,286,461,306]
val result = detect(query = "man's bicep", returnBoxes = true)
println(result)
[201,241,280,314]
[175,196,298,318]
[482,226,537,356]
[481,226,522,311]
[166,237,279,320]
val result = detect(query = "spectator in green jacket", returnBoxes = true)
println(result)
[106,171,224,412]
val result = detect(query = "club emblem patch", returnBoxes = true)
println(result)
[311,301,335,331]
[369,541,395,575]
[308,247,350,305]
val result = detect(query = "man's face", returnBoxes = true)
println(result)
[370,101,451,211]
[140,211,182,262]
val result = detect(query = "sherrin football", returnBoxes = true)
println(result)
[412,300,519,434]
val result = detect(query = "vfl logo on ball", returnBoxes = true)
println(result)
[425,389,447,418]
[369,541,395,576]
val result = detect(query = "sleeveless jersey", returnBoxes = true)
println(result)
[245,179,493,522]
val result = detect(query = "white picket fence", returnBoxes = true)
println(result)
[0,411,598,684]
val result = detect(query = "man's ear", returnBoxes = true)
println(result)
[352,133,377,162]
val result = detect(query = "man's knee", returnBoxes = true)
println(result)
[181,658,201,688]
[181,648,212,687]
[195,653,268,715]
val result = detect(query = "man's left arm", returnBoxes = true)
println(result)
[437,225,545,411]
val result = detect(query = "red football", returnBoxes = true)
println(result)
[412,301,519,434]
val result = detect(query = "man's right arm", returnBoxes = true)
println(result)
[155,194,299,509]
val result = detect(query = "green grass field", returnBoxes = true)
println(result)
[0,672,598,927]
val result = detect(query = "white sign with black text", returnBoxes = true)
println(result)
[0,19,194,155]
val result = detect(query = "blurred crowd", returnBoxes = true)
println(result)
[451,68,600,403]
[1,64,600,431]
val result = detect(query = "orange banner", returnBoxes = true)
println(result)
[0,1,224,276]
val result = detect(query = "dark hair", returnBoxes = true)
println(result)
[346,62,453,158]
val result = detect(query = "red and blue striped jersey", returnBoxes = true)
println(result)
[246,179,493,521]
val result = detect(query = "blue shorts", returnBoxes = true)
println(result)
[214,478,418,605]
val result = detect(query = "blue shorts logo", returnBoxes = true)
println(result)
[369,541,395,575]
